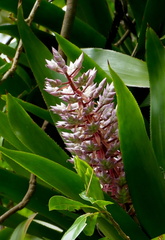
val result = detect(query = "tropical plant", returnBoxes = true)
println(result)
[0,0,165,240]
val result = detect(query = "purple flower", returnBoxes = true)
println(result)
[45,49,132,210]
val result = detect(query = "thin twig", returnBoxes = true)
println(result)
[0,116,49,224]
[1,0,41,83]
[114,19,135,47]
[26,0,42,25]
[0,174,36,224]
[1,39,23,82]
[58,0,78,59]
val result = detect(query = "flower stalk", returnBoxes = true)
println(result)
[45,48,131,209]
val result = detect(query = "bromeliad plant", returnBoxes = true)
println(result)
[1,1,165,240]
[45,48,131,209]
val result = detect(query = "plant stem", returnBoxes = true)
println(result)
[58,0,78,59]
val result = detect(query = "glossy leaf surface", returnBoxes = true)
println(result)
[110,66,165,238]
[10,213,37,240]
[0,0,105,48]
[76,0,112,37]
[0,168,76,232]
[7,94,71,169]
[49,196,95,212]
[146,28,165,171]
[61,214,89,240]
[74,156,104,201]
[83,48,149,87]
[0,147,83,201]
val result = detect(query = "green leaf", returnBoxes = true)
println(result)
[83,213,99,236]
[11,97,53,124]
[83,48,149,88]
[1,0,105,47]
[0,42,29,67]
[49,196,95,211]
[17,5,65,125]
[128,0,147,33]
[92,200,113,209]
[76,0,112,37]
[0,228,13,240]
[152,234,165,240]
[7,93,71,169]
[0,168,76,232]
[0,147,83,201]
[61,214,89,240]
[146,28,165,171]
[110,66,165,238]
[136,0,165,57]
[10,213,37,240]
[99,238,110,240]
[0,111,29,152]
[74,156,104,201]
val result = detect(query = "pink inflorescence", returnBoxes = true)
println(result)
[45,48,131,208]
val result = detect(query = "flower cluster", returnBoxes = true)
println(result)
[45,48,131,208]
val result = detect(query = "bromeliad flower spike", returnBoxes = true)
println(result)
[45,48,131,210]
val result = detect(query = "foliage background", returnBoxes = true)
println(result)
[0,0,165,239]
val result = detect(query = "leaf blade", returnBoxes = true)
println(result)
[146,28,165,170]
[110,66,165,238]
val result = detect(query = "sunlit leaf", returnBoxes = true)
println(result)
[61,214,90,240]
[74,156,104,201]
[49,196,95,211]
[92,200,113,209]
[83,48,149,87]
[10,213,37,240]
[152,234,165,240]
[83,213,99,236]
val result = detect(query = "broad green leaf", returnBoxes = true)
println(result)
[49,196,95,212]
[83,213,99,236]
[7,93,71,169]
[0,63,11,77]
[9,96,53,124]
[1,0,105,48]
[146,28,165,171]
[61,214,89,240]
[152,234,165,240]
[0,24,19,39]
[92,200,113,209]
[0,62,31,96]
[53,0,65,8]
[17,5,63,123]
[0,149,147,239]
[0,228,13,240]
[10,213,37,240]
[74,156,104,201]
[83,48,149,88]
[128,0,147,33]
[15,66,32,89]
[136,0,165,57]
[0,147,83,201]
[0,42,29,67]
[0,205,61,240]
[76,0,112,37]
[110,66,165,238]
[0,111,29,152]
[0,168,77,232]
[99,238,110,240]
